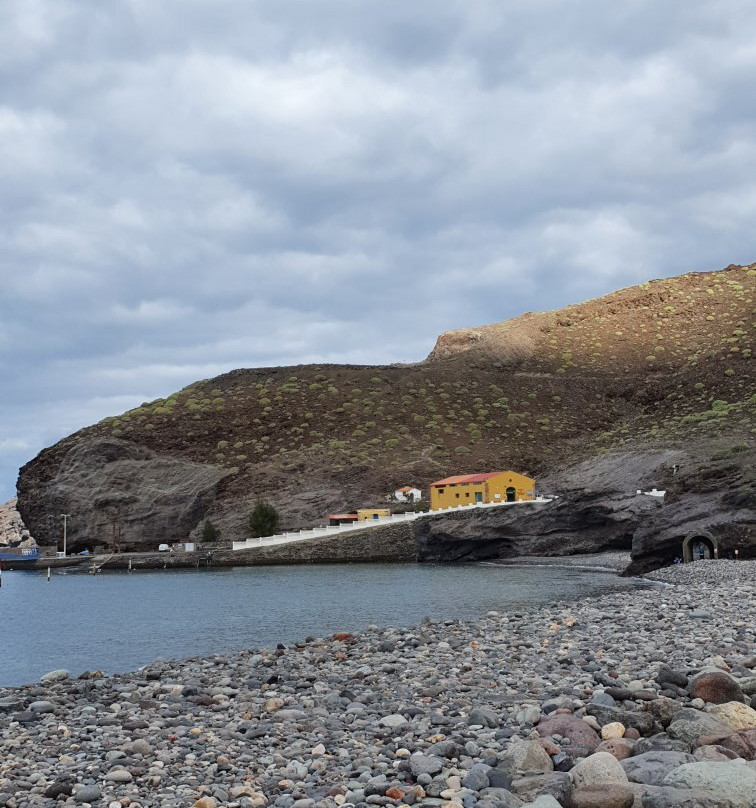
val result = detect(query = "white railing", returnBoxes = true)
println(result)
[231,496,554,551]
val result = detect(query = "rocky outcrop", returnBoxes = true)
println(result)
[415,449,755,570]
[414,493,653,562]
[17,437,228,553]
[0,498,34,547]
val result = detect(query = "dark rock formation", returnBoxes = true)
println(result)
[415,449,755,571]
[414,493,652,562]
[17,437,227,553]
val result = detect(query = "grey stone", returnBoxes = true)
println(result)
[468,707,499,728]
[591,691,617,707]
[635,734,693,755]
[662,760,756,806]
[641,785,739,808]
[378,714,408,728]
[621,751,696,786]
[409,755,444,776]
[104,769,133,783]
[28,700,56,714]
[40,669,69,684]
[500,740,553,775]
[586,703,655,735]
[73,784,102,803]
[478,787,523,807]
[462,765,491,791]
[667,709,734,746]
[570,752,629,788]
[656,666,689,689]
[528,797,562,808]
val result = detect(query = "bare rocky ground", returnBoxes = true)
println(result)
[1,561,755,808]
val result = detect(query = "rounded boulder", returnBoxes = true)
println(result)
[570,751,629,789]
[689,670,744,705]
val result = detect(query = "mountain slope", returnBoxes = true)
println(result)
[17,263,754,552]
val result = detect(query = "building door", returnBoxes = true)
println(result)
[506,487,516,502]
[373,514,379,520]
[475,492,483,503]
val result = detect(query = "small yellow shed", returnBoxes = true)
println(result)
[356,508,391,521]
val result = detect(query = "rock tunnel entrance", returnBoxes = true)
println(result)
[682,532,719,563]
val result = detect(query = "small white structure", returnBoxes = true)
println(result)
[636,488,666,498]
[392,486,422,503]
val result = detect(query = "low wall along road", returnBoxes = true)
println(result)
[232,497,554,551]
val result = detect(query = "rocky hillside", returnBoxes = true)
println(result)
[17,263,755,555]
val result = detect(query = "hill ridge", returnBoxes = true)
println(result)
[17,262,754,553]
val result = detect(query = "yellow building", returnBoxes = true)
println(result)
[357,508,391,521]
[429,471,536,510]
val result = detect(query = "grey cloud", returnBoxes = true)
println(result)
[1,0,755,498]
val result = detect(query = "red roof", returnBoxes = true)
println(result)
[328,513,358,520]
[430,472,505,487]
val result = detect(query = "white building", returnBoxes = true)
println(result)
[392,486,422,503]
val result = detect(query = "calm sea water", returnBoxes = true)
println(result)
[1,563,650,688]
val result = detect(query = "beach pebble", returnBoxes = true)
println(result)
[0,559,751,808]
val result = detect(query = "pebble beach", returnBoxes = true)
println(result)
[1,560,755,808]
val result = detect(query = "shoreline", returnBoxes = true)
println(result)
[1,560,754,807]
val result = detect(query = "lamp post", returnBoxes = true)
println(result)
[60,513,71,557]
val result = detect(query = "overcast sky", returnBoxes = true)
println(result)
[2,0,755,502]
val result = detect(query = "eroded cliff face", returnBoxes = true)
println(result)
[17,437,228,552]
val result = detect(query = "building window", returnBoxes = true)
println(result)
[455,493,460,498]
[465,492,470,497]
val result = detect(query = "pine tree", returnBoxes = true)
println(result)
[201,520,219,542]
[247,500,279,538]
